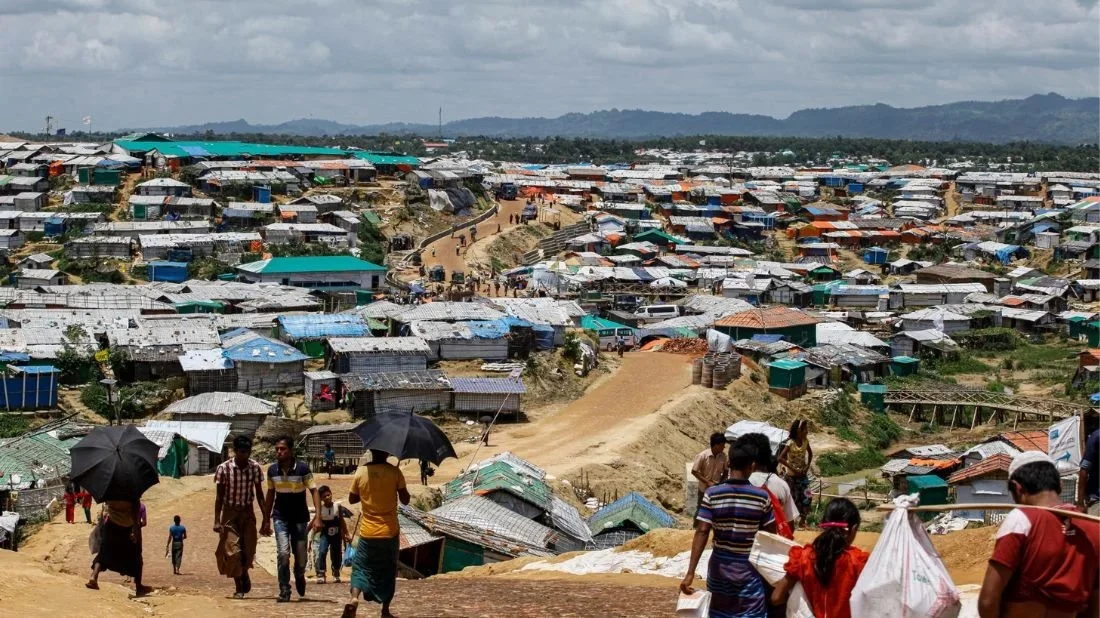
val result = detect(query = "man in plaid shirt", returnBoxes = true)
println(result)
[214,434,267,599]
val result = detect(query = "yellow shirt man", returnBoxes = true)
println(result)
[349,460,408,539]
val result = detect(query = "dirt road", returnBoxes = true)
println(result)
[13,475,677,617]
[417,198,527,276]
[433,352,693,479]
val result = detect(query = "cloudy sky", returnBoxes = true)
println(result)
[1,0,1097,131]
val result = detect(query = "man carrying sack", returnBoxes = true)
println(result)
[214,434,267,599]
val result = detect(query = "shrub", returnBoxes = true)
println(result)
[817,447,886,476]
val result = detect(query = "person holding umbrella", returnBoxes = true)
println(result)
[345,414,456,618]
[343,450,410,618]
[71,426,159,598]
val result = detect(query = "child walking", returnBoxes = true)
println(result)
[314,486,351,584]
[166,515,187,575]
[771,498,868,618]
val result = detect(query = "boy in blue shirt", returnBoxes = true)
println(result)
[166,515,187,575]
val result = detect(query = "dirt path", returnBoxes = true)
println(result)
[110,172,142,222]
[416,198,527,276]
[15,475,678,617]
[430,352,693,480]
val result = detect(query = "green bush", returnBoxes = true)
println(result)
[817,447,887,476]
[864,413,901,449]
[0,414,29,439]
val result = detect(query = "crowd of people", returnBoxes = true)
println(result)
[683,424,1100,618]
[78,433,408,617]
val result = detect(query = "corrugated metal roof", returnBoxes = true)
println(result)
[587,491,676,535]
[948,453,1013,484]
[396,302,506,323]
[715,306,820,329]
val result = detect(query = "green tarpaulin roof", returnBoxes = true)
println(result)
[770,359,807,370]
[351,151,421,166]
[579,315,631,331]
[237,256,386,274]
[114,139,346,159]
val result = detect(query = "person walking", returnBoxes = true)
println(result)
[64,483,76,524]
[263,435,322,603]
[78,487,93,524]
[978,452,1100,618]
[744,433,798,539]
[87,499,151,597]
[691,433,729,519]
[166,515,187,575]
[681,439,776,618]
[314,486,351,585]
[213,434,266,599]
[324,443,337,480]
[778,419,813,528]
[343,450,411,618]
[1078,428,1099,515]
[419,459,433,486]
[771,498,868,618]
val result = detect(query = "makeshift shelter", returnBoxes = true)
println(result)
[858,383,887,412]
[947,453,1014,523]
[326,337,432,375]
[303,370,339,411]
[714,307,820,347]
[587,492,677,549]
[905,474,949,520]
[891,356,920,376]
[178,349,237,395]
[277,314,369,358]
[221,328,308,393]
[767,358,807,399]
[162,392,276,438]
[340,370,452,417]
[144,420,230,474]
[449,377,525,418]
[299,422,363,469]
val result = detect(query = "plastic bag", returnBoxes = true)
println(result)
[675,590,711,617]
[850,494,961,618]
[749,530,800,585]
[786,582,814,618]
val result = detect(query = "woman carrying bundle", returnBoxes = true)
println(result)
[771,498,868,618]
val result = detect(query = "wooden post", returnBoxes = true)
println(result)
[971,406,981,430]
[1012,411,1020,430]
[908,403,918,424]
[949,405,959,430]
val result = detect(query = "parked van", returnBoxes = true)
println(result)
[632,304,681,320]
[596,327,636,351]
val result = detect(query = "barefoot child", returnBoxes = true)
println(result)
[166,515,187,575]
[771,498,868,618]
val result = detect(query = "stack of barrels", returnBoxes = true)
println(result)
[692,351,742,389]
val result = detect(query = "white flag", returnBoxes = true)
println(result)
[82,116,92,125]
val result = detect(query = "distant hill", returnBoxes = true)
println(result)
[142,93,1099,144]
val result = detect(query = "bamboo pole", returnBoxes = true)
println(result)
[875,502,1100,523]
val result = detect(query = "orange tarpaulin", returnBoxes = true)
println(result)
[909,458,957,470]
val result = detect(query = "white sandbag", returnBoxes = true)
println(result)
[850,494,961,618]
[676,590,711,617]
[786,582,815,618]
[749,530,799,585]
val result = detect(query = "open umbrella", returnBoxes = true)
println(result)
[70,425,160,502]
[354,413,456,465]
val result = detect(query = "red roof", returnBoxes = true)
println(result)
[714,306,820,329]
[998,430,1048,453]
[948,453,1013,484]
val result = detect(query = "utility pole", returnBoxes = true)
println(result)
[438,107,443,139]
[44,116,54,136]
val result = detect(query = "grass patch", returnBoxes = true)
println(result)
[817,447,887,476]
[927,355,990,375]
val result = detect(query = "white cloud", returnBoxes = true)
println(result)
[0,0,1095,131]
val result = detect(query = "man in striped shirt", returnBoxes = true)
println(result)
[681,438,776,618]
[262,435,322,603]
[213,434,266,599]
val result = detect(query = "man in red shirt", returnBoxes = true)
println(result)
[978,451,1099,618]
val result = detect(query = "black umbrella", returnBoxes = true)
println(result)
[70,425,160,502]
[354,413,457,465]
